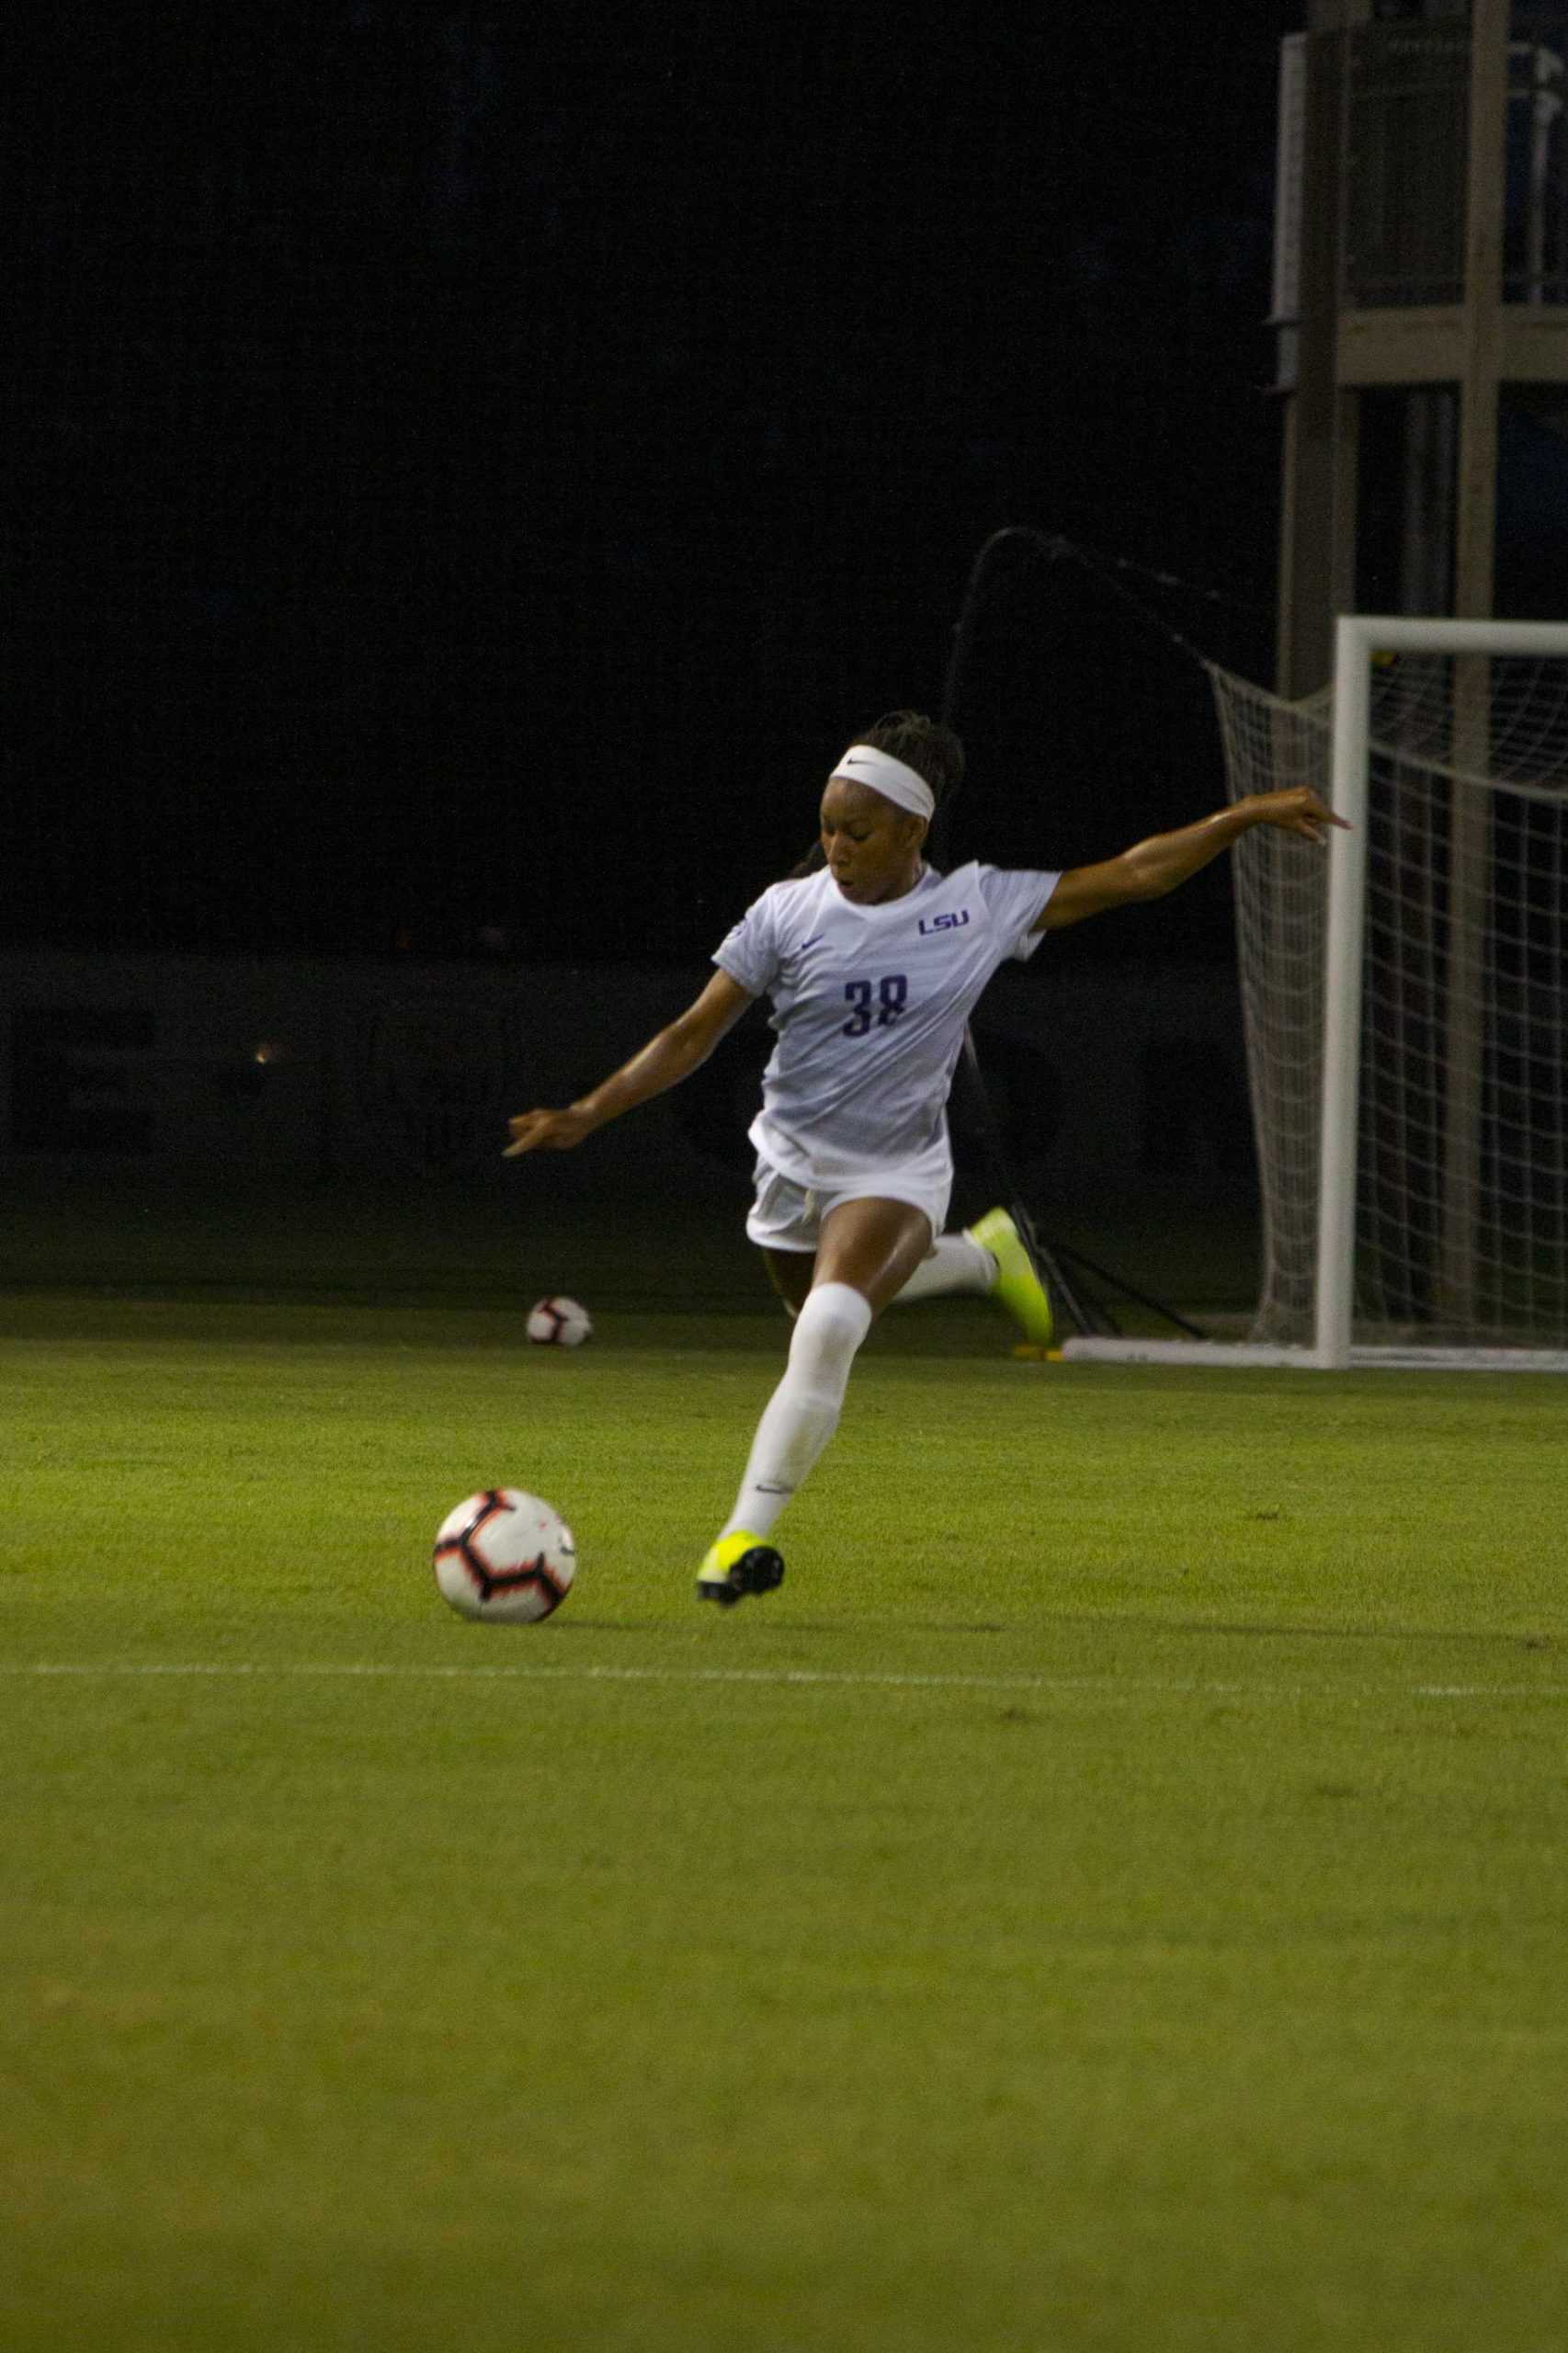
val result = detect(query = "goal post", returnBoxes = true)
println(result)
[1317,615,1568,1370]
[1063,612,1568,1372]
[1313,614,1373,1370]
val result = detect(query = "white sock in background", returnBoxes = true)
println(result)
[720,1280,872,1541]
[889,1231,995,1306]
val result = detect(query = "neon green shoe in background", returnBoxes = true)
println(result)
[965,1207,1054,1347]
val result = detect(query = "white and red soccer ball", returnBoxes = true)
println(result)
[527,1294,592,1347]
[432,1488,576,1623]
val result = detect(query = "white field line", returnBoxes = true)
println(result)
[0,1661,1562,1701]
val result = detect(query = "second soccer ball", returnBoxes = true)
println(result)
[527,1295,592,1347]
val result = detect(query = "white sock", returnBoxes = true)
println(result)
[891,1231,995,1306]
[720,1280,872,1541]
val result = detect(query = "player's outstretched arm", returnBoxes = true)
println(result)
[504,970,756,1156]
[1036,787,1347,933]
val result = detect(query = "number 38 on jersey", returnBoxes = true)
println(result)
[841,974,909,1037]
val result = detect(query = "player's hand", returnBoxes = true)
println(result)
[1247,786,1349,844]
[503,1107,595,1157]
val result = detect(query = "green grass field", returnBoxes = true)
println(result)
[4,1188,1567,2350]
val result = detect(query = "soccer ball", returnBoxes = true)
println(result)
[432,1488,576,1623]
[527,1295,592,1348]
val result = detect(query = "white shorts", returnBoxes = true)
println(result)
[744,1154,952,1255]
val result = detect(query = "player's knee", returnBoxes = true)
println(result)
[790,1280,872,1390]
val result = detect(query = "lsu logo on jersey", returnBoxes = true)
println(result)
[917,909,971,936]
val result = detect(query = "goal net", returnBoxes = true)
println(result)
[1068,616,1568,1370]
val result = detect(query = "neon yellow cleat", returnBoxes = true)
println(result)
[965,1207,1054,1347]
[696,1530,786,1608]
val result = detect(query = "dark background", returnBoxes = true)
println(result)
[7,2,1301,972]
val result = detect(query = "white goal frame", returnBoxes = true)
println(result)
[1063,613,1568,1374]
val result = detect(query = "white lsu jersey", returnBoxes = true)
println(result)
[713,860,1060,1191]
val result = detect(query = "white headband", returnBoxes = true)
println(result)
[829,744,935,821]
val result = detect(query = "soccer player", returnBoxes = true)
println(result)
[505,711,1344,1605]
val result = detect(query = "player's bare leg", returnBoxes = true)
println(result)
[698,1199,930,1606]
[809,1196,933,1310]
